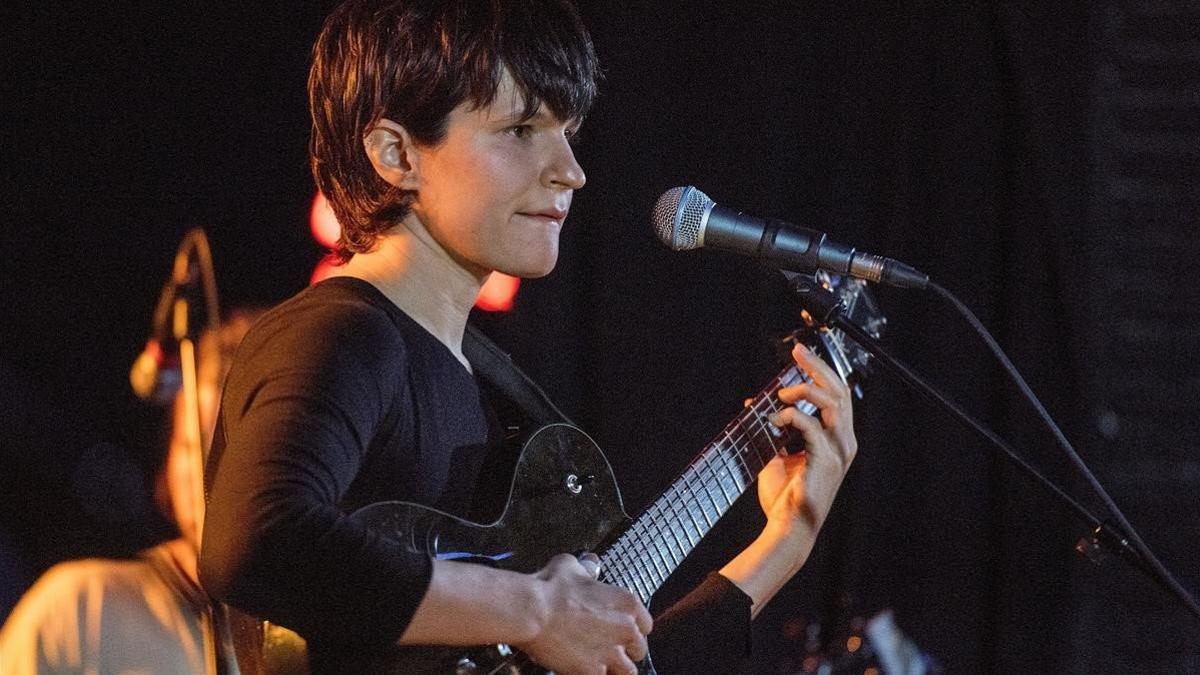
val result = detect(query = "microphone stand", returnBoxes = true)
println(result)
[172,229,221,550]
[147,228,231,671]
[788,275,1200,624]
[135,229,222,545]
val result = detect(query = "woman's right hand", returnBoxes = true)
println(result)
[517,553,652,675]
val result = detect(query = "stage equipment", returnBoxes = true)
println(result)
[783,271,1200,627]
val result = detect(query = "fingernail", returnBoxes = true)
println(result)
[768,412,782,426]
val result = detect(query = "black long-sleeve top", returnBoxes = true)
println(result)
[200,277,751,672]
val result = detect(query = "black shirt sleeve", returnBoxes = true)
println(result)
[199,295,430,649]
[650,572,753,673]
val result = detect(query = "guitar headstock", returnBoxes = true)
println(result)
[783,271,886,397]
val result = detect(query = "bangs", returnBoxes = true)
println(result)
[451,0,600,124]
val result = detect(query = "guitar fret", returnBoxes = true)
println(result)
[729,413,754,464]
[625,564,650,604]
[684,462,720,528]
[739,405,777,468]
[735,411,771,470]
[645,504,681,571]
[650,507,681,571]
[717,449,747,496]
[653,495,690,560]
[610,538,638,596]
[671,490,698,548]
[681,458,715,528]
[702,450,735,508]
[662,499,690,560]
[631,551,654,604]
[739,424,769,474]
[697,465,723,522]
[617,535,654,603]
[682,490,707,544]
[666,485,702,547]
[750,401,782,458]
[636,521,670,586]
[601,540,622,583]
[722,427,757,481]
[694,456,722,516]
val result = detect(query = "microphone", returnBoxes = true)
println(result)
[130,336,182,405]
[130,262,190,404]
[130,229,221,403]
[652,186,928,289]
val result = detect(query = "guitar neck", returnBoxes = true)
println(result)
[600,362,817,604]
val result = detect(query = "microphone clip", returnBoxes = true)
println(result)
[787,273,847,327]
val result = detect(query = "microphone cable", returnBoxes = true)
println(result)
[925,279,1200,623]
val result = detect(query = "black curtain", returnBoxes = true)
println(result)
[4,1,1198,671]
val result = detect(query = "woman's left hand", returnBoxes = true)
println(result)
[759,342,858,536]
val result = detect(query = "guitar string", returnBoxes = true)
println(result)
[634,517,670,589]
[666,481,703,548]
[604,338,842,604]
[723,424,757,483]
[612,467,704,600]
[605,528,651,602]
[624,375,817,602]
[655,489,692,563]
[648,497,686,576]
[658,472,704,557]
[654,485,692,563]
[649,502,682,579]
[612,533,653,603]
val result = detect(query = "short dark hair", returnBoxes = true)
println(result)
[309,0,600,261]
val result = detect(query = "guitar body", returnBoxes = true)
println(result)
[342,423,646,674]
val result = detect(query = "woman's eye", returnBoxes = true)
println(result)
[508,125,532,138]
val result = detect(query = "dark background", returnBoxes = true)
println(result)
[3,2,1199,672]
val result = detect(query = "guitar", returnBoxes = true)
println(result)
[255,272,884,674]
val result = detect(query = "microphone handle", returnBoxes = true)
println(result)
[705,204,928,289]
[705,204,856,275]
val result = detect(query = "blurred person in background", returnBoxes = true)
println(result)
[0,311,259,674]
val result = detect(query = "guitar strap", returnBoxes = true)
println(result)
[463,324,574,427]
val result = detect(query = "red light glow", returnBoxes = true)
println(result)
[310,191,341,249]
[310,253,341,285]
[307,188,518,311]
[475,273,520,312]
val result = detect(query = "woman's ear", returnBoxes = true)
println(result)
[363,119,420,189]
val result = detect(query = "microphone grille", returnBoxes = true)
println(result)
[652,186,713,250]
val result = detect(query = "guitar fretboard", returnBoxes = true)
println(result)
[599,363,818,604]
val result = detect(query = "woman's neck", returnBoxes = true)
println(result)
[333,219,485,369]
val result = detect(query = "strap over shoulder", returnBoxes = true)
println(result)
[462,324,574,428]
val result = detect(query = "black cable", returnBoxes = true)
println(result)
[926,281,1200,623]
[827,314,1100,530]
